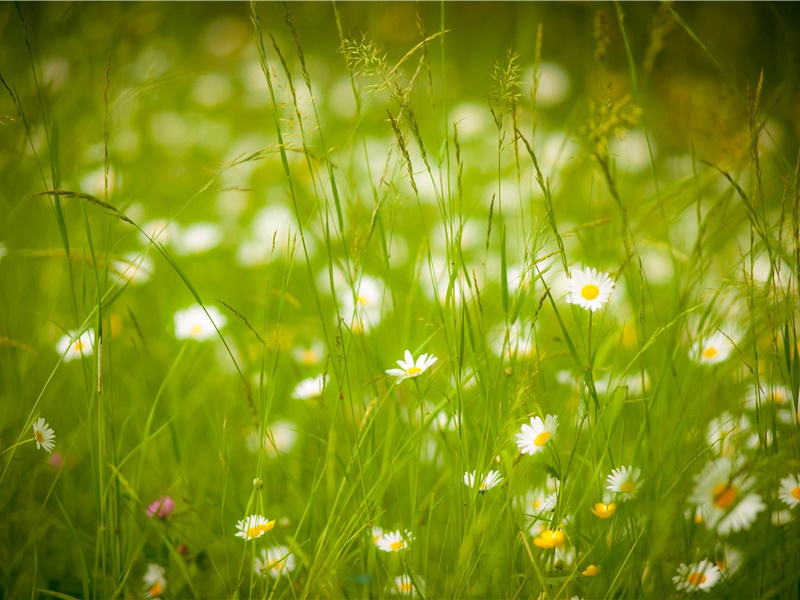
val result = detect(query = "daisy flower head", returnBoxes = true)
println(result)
[672,559,721,593]
[235,514,276,540]
[463,469,504,493]
[146,496,175,519]
[691,331,735,365]
[778,474,800,508]
[174,304,226,341]
[516,414,558,455]
[689,456,765,535]
[522,488,557,518]
[292,374,325,400]
[32,418,56,453]
[375,529,413,552]
[386,350,437,383]
[143,563,167,598]
[606,466,643,501]
[706,412,751,456]
[390,574,422,596]
[565,267,614,312]
[56,329,95,362]
[254,545,295,579]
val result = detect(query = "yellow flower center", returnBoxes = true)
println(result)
[406,366,422,376]
[581,284,600,300]
[533,499,542,510]
[399,582,412,593]
[149,581,163,597]
[190,324,203,337]
[533,529,565,549]
[479,482,488,491]
[35,430,44,444]
[715,559,726,571]
[712,483,738,509]
[390,540,404,551]
[620,481,636,494]
[768,391,785,404]
[687,572,707,586]
[703,346,718,359]
[583,564,601,576]
[247,520,275,538]
[534,431,551,446]
[72,341,84,352]
[591,502,616,519]
[357,294,369,306]
[792,486,800,500]
[302,349,317,365]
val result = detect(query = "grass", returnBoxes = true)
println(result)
[1,1,800,598]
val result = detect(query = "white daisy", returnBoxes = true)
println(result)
[235,514,276,540]
[111,252,153,285]
[375,529,412,552]
[743,385,794,424]
[386,350,437,383]
[291,340,325,366]
[292,375,325,400]
[705,412,751,456]
[143,563,167,598]
[606,466,643,501]
[778,474,800,508]
[342,275,385,333]
[565,267,614,312]
[689,456,765,535]
[690,331,735,365]
[254,545,295,578]
[390,574,422,596]
[32,418,56,453]
[463,470,504,493]
[672,559,721,593]
[516,415,558,455]
[522,488,558,518]
[56,329,95,362]
[174,305,226,341]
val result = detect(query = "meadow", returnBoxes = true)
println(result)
[1,1,800,598]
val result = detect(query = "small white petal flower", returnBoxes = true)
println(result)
[32,418,56,453]
[516,415,558,455]
[375,529,412,552]
[143,563,166,598]
[254,545,295,579]
[390,574,422,596]
[386,350,437,383]
[690,331,735,364]
[672,559,721,593]
[56,330,95,362]
[606,466,643,501]
[565,267,614,312]
[292,375,325,400]
[235,514,276,540]
[779,474,800,508]
[463,470,504,493]
[174,305,226,341]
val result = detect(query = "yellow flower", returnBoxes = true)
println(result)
[582,564,601,576]
[533,529,565,549]
[590,502,616,519]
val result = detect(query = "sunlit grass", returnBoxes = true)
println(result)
[1,2,799,598]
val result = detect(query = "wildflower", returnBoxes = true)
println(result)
[390,574,422,596]
[370,526,384,543]
[146,496,175,519]
[533,529,565,549]
[342,275,385,332]
[516,415,558,455]
[375,529,412,552]
[172,222,222,256]
[714,544,742,576]
[522,488,557,517]
[235,514,276,540]
[56,329,95,361]
[565,267,614,312]
[254,545,295,578]
[431,409,461,432]
[48,451,63,468]
[606,466,643,501]
[291,340,325,366]
[778,474,800,508]
[672,560,721,593]
[32,418,56,453]
[386,350,437,383]
[292,375,325,400]
[582,564,601,576]
[490,322,536,360]
[463,470,504,493]
[691,331,734,365]
[143,563,166,598]
[591,502,617,519]
[111,252,154,285]
[744,385,794,424]
[689,456,765,535]
[174,305,226,341]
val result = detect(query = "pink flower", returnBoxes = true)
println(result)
[48,452,64,469]
[146,496,175,519]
